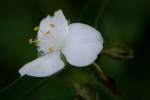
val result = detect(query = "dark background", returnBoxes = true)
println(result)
[0,0,150,100]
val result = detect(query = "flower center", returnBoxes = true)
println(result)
[34,23,63,54]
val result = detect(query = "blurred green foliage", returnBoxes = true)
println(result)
[0,0,150,100]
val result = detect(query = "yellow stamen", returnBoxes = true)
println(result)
[29,38,39,44]
[48,48,54,52]
[45,31,49,35]
[34,26,39,31]
[49,24,55,28]
[29,38,33,44]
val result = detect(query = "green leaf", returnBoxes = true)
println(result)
[0,69,75,100]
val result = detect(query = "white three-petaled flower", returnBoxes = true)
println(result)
[19,10,103,77]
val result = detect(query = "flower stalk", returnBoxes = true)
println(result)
[93,62,121,96]
[93,62,108,82]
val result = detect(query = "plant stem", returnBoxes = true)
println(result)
[93,62,108,82]
[93,63,122,96]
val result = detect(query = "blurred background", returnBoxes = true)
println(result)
[0,0,150,100]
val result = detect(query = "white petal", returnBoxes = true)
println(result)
[37,10,69,53]
[18,51,64,77]
[62,23,103,67]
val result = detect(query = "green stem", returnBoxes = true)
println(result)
[93,62,108,82]
[93,63,122,96]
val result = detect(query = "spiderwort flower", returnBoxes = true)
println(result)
[19,10,103,77]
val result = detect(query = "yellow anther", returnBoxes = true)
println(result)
[44,31,54,36]
[48,48,54,52]
[34,26,39,31]
[45,31,49,35]
[29,38,39,44]
[49,24,55,28]
[29,38,33,44]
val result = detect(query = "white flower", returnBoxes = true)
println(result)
[19,10,103,77]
